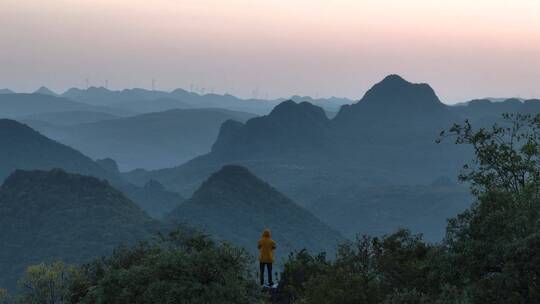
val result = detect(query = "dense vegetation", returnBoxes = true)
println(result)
[0,169,159,289]
[1,231,262,304]
[70,231,260,304]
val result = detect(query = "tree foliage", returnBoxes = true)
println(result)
[0,289,9,304]
[15,261,83,304]
[439,113,540,197]
[275,230,433,304]
[69,230,262,304]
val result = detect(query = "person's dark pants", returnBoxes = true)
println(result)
[260,262,273,286]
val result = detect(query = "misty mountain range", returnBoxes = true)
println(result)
[123,75,540,239]
[3,85,353,115]
[24,108,256,170]
[1,74,539,289]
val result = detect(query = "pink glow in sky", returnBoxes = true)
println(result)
[1,0,539,103]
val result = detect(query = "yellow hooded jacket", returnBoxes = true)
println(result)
[258,229,277,263]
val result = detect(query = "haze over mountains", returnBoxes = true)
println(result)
[124,75,540,240]
[0,119,183,218]
[0,93,133,118]
[0,119,117,182]
[0,87,352,169]
[1,74,539,289]
[5,86,353,115]
[450,97,540,123]
[26,108,256,170]
[33,86,59,96]
[0,89,14,94]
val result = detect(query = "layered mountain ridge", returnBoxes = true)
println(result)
[25,108,256,170]
[125,75,478,240]
[0,119,118,182]
[166,165,342,256]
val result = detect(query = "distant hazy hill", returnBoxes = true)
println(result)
[0,89,14,94]
[33,86,59,96]
[111,98,192,113]
[59,86,353,115]
[0,119,188,219]
[0,169,159,289]
[166,165,342,256]
[0,93,132,118]
[450,98,540,123]
[332,74,459,145]
[121,180,185,219]
[309,183,472,240]
[290,95,355,111]
[63,87,172,105]
[19,110,120,126]
[125,75,474,240]
[212,100,331,157]
[0,119,118,182]
[31,108,257,170]
[61,86,278,114]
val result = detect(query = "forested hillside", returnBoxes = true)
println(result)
[0,169,159,289]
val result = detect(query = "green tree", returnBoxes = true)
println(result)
[437,113,540,303]
[0,288,9,304]
[70,230,262,304]
[274,250,329,304]
[439,113,540,197]
[276,230,432,304]
[16,261,83,304]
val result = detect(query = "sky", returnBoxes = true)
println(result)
[0,0,539,103]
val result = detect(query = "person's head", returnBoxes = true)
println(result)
[262,228,271,238]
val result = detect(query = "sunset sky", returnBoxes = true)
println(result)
[1,0,539,103]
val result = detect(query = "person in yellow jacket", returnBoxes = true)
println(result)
[258,228,277,287]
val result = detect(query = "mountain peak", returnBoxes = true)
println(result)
[34,86,58,96]
[270,100,322,114]
[379,74,409,86]
[62,87,85,96]
[209,164,253,180]
[188,165,280,206]
[0,88,14,94]
[165,165,342,254]
[357,74,442,108]
[195,165,261,195]
[332,75,452,133]
[87,86,112,93]
[2,168,105,192]
[269,100,329,122]
[210,101,330,156]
